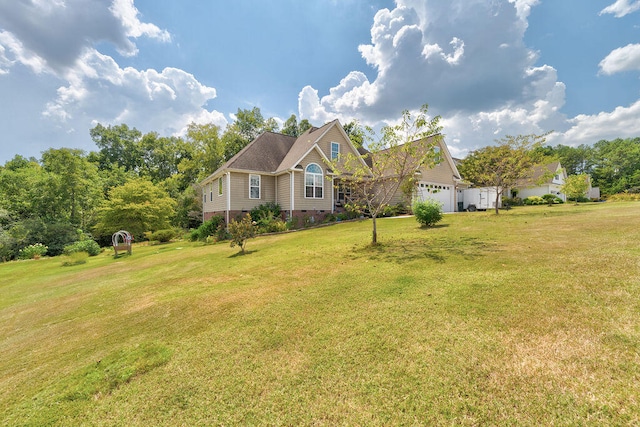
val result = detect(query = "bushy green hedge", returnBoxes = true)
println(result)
[64,240,101,256]
[412,199,443,227]
[18,243,48,260]
[190,216,226,242]
[523,196,546,205]
[144,229,176,243]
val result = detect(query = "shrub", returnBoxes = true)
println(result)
[542,194,564,205]
[18,243,48,260]
[64,240,101,257]
[250,202,281,223]
[190,216,225,241]
[502,196,523,207]
[523,196,545,205]
[61,251,89,266]
[607,193,640,202]
[144,229,176,243]
[413,199,443,227]
[228,214,256,253]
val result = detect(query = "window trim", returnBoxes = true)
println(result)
[305,163,323,199]
[249,174,261,199]
[218,177,223,196]
[331,142,340,160]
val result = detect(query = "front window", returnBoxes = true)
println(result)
[249,174,260,199]
[305,164,323,198]
[331,142,340,160]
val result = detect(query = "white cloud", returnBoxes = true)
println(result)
[0,0,170,73]
[599,43,640,74]
[42,49,221,137]
[298,0,567,155]
[599,0,640,18]
[550,100,640,145]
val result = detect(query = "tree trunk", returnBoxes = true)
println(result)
[494,188,500,215]
[372,215,378,245]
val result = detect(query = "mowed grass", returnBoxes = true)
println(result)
[1,202,639,426]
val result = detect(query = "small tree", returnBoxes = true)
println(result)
[328,104,443,244]
[228,214,256,254]
[562,174,590,204]
[458,133,550,214]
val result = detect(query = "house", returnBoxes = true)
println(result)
[513,161,567,201]
[200,119,463,223]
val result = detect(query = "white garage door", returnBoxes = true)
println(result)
[416,182,454,212]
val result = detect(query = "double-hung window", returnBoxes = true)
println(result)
[218,177,223,196]
[249,174,260,199]
[305,164,323,198]
[331,142,340,160]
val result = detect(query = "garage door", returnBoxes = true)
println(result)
[416,182,453,212]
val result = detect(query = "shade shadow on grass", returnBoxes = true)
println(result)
[228,250,257,258]
[351,236,497,264]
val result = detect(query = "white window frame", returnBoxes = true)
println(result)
[331,142,340,160]
[305,163,323,199]
[210,183,213,201]
[218,177,223,196]
[249,174,261,199]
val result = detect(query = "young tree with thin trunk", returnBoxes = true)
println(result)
[562,174,590,204]
[458,133,550,214]
[328,104,443,245]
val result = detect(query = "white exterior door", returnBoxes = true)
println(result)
[416,182,454,212]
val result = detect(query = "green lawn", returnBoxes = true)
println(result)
[1,202,639,426]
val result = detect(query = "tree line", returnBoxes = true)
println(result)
[0,102,637,260]
[0,108,330,261]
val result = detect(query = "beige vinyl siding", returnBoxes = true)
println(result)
[203,177,226,214]
[276,173,291,211]
[294,149,333,211]
[418,141,456,185]
[316,126,360,169]
[227,172,276,211]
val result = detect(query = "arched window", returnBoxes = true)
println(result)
[305,163,323,198]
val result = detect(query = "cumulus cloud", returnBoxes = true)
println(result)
[0,0,168,73]
[42,49,223,136]
[599,0,640,18]
[0,0,223,154]
[298,0,566,156]
[599,43,640,75]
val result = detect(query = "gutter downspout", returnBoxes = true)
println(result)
[226,172,231,225]
[290,171,295,219]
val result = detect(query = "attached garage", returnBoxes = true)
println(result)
[415,182,455,212]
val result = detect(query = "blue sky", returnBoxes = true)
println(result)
[0,0,639,164]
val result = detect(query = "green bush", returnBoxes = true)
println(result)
[18,243,48,260]
[64,240,101,257]
[523,196,546,205]
[542,194,564,205]
[144,229,176,243]
[190,216,225,241]
[412,199,443,227]
[250,202,281,223]
[61,251,89,266]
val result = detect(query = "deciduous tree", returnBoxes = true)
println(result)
[458,133,550,214]
[329,104,442,245]
[562,174,590,204]
[94,178,176,240]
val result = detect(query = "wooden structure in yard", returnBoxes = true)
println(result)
[112,230,132,256]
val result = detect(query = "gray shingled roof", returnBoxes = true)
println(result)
[275,121,337,173]
[225,131,297,173]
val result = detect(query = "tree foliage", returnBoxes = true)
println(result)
[458,133,550,214]
[562,174,590,204]
[329,104,443,244]
[94,178,176,240]
[228,214,256,253]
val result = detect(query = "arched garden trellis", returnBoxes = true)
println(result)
[112,230,132,256]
